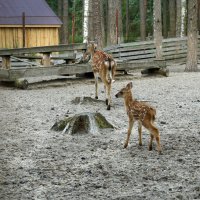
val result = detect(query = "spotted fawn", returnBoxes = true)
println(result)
[115,82,162,154]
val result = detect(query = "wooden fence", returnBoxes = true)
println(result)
[0,36,198,88]
[104,37,198,63]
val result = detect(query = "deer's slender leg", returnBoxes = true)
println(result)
[94,73,98,99]
[149,123,162,154]
[106,83,111,110]
[104,84,108,105]
[149,134,154,151]
[124,119,134,148]
[138,121,142,146]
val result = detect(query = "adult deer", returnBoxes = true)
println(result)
[85,41,116,110]
[115,82,162,154]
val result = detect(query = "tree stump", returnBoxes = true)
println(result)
[51,112,114,134]
[15,79,29,89]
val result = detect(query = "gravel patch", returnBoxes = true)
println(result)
[0,70,200,200]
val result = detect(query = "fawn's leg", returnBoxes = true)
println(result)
[143,120,162,154]
[149,134,154,151]
[124,119,134,148]
[94,73,98,99]
[106,83,111,110]
[138,121,142,146]
[149,124,162,154]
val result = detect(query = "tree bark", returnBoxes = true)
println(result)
[162,0,168,38]
[181,0,187,37]
[154,0,163,59]
[58,0,63,44]
[92,0,103,49]
[169,0,176,37]
[185,0,198,72]
[107,0,123,45]
[197,0,200,33]
[140,0,147,41]
[83,0,90,43]
[62,0,68,44]
[176,0,182,37]
[126,0,129,41]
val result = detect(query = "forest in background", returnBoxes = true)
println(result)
[45,0,199,72]
[46,0,194,45]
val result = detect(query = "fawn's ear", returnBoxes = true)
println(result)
[126,82,133,89]
[94,43,98,50]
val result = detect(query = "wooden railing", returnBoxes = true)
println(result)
[0,43,87,69]
[104,37,198,63]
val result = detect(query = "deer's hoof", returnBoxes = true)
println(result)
[106,99,108,105]
[124,143,128,148]
[107,105,111,110]
[95,96,98,99]
[148,146,153,151]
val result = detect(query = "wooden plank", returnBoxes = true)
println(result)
[117,60,156,71]
[0,63,92,81]
[0,43,87,56]
[106,44,155,54]
[11,56,42,67]
[15,53,76,60]
[163,49,187,56]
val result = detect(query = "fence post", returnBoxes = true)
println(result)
[22,12,26,48]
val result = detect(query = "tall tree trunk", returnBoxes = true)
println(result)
[118,0,123,43]
[154,0,163,59]
[197,0,200,33]
[169,0,176,37]
[62,0,68,44]
[162,0,168,38]
[58,0,63,44]
[92,0,103,49]
[107,0,123,45]
[100,1,106,47]
[83,0,90,43]
[126,0,129,41]
[185,0,198,72]
[140,0,147,41]
[176,0,182,37]
[181,0,187,36]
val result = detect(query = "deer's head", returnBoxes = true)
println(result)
[115,82,133,98]
[86,41,97,54]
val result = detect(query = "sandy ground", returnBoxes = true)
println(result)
[0,67,200,199]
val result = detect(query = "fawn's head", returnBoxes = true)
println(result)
[115,82,133,98]
[82,41,97,62]
[86,41,97,54]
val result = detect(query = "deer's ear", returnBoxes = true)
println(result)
[126,82,133,89]
[94,43,98,49]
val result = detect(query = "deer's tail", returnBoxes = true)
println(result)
[104,57,115,83]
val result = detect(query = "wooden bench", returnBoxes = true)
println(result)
[0,43,88,88]
[0,43,87,69]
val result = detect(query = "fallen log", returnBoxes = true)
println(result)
[141,67,169,77]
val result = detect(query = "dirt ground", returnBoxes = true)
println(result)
[0,67,200,200]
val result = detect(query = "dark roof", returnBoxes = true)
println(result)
[0,0,62,25]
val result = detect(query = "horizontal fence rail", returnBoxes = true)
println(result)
[104,36,200,63]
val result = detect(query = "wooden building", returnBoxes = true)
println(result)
[0,0,62,48]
